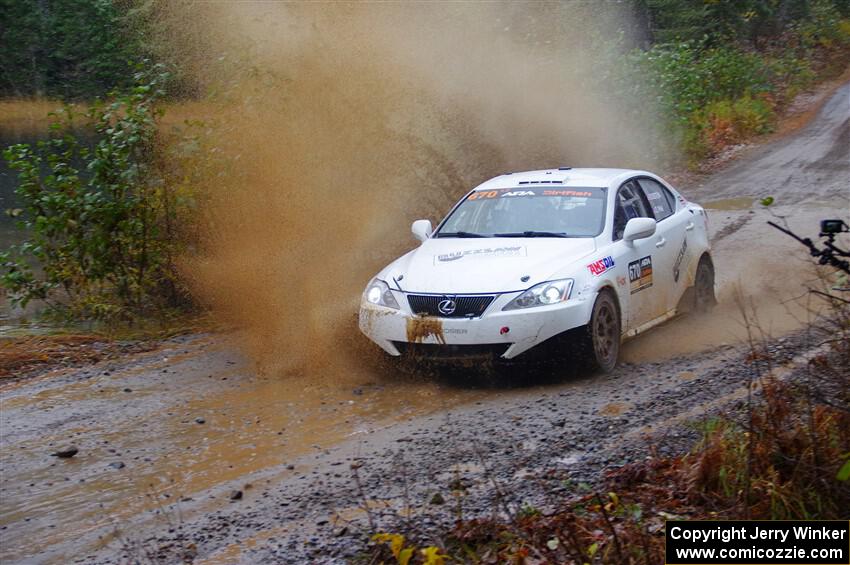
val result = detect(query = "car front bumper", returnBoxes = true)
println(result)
[358,290,594,359]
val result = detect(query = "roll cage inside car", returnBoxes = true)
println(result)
[613,176,678,241]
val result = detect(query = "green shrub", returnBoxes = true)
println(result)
[766,53,816,103]
[693,94,776,151]
[632,43,774,125]
[1,62,196,324]
[620,22,849,164]
[620,42,780,162]
[797,0,850,49]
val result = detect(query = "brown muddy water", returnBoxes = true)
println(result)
[0,336,487,562]
[703,197,754,211]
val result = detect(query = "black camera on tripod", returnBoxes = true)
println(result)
[768,218,849,276]
[820,219,849,236]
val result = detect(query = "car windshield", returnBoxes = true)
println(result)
[436,187,607,238]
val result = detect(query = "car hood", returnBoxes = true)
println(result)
[387,237,598,294]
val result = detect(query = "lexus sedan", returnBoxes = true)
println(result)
[358,168,715,371]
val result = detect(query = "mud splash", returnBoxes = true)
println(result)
[406,317,445,344]
[161,3,664,376]
[622,206,834,363]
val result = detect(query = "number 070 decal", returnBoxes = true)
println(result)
[628,256,653,294]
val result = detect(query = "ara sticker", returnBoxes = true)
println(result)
[628,256,653,294]
[587,256,615,276]
[673,237,688,282]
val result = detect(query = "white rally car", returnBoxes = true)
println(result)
[358,168,714,371]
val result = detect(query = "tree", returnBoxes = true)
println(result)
[0,0,145,99]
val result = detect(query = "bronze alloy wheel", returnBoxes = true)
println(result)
[590,291,620,372]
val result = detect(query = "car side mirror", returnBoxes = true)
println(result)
[411,219,433,242]
[623,217,656,242]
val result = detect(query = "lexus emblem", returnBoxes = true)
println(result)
[437,298,457,315]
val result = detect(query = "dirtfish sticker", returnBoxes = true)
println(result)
[628,256,653,294]
[587,256,615,276]
[673,237,688,282]
[435,246,525,264]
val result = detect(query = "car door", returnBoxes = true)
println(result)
[609,180,665,332]
[635,177,691,313]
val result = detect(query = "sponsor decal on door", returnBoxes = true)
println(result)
[628,256,653,294]
[673,237,688,282]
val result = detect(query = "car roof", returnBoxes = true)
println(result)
[472,168,651,191]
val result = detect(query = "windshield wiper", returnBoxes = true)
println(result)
[494,231,570,238]
[436,231,488,238]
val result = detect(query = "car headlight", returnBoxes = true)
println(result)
[502,279,573,310]
[363,278,400,309]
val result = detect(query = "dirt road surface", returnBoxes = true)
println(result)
[1,82,848,564]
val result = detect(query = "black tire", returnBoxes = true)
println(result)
[693,257,717,313]
[580,290,620,373]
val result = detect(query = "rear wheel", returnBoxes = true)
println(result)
[580,290,620,373]
[694,257,717,313]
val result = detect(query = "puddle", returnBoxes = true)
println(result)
[0,343,488,562]
[704,197,754,211]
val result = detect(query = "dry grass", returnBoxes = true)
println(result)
[0,334,155,380]
[686,377,850,520]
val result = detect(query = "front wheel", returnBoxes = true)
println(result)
[579,290,620,373]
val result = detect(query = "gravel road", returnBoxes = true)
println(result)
[1,82,847,564]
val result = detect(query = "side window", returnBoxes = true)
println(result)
[613,181,653,241]
[637,178,675,221]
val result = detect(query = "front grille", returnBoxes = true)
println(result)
[406,294,495,318]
